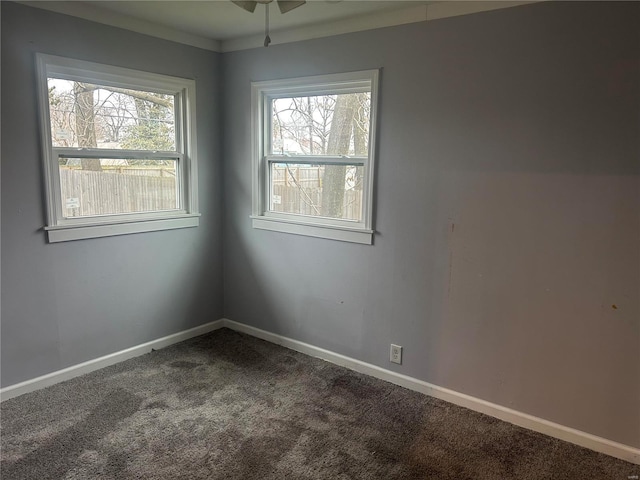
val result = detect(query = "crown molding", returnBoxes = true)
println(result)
[18,1,538,54]
[18,1,222,52]
[220,1,538,52]
[426,0,537,21]
[221,3,429,52]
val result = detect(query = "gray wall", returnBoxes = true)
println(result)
[222,2,640,448]
[1,2,223,386]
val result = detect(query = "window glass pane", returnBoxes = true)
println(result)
[270,163,363,221]
[47,79,176,151]
[59,158,178,217]
[271,93,370,156]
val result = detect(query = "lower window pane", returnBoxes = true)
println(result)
[59,158,178,217]
[270,163,363,222]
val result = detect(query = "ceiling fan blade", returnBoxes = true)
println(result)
[232,1,258,13]
[277,0,305,14]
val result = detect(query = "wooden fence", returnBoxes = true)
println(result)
[271,184,362,221]
[60,166,361,220]
[60,168,177,217]
[271,165,363,221]
[102,167,176,178]
[272,165,322,188]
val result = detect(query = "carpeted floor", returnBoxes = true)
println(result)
[1,328,636,479]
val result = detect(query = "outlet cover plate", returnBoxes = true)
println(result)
[390,344,402,364]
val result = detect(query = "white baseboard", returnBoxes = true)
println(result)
[222,318,640,466]
[0,319,225,402]
[2,317,637,465]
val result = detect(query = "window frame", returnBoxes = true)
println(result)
[36,54,200,243]
[251,70,379,245]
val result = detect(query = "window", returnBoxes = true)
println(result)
[251,70,379,244]
[36,54,199,242]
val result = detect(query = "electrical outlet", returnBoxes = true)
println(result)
[390,344,402,365]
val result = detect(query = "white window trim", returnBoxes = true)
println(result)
[36,54,199,243]
[251,70,379,245]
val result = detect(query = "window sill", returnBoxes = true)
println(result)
[45,214,200,243]
[251,215,373,245]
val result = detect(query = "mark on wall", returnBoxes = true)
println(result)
[302,297,364,352]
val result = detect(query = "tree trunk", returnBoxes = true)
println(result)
[352,93,368,156]
[74,83,101,171]
[351,92,368,192]
[321,95,357,218]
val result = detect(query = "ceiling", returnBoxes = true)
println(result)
[92,1,428,40]
[22,1,533,52]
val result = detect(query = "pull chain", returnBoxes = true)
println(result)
[264,3,271,47]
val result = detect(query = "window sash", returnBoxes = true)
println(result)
[52,147,185,222]
[266,94,372,157]
[266,159,366,224]
[54,154,185,224]
[47,81,181,151]
[55,148,183,161]
[266,155,367,166]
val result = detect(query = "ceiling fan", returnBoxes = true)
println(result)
[232,0,306,47]
[232,1,306,15]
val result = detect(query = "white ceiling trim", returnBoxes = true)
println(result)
[222,4,428,52]
[20,1,537,54]
[19,1,222,51]
[426,1,536,21]
[222,1,537,52]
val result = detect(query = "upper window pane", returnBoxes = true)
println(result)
[271,93,370,156]
[47,78,176,151]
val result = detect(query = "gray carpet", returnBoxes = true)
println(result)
[1,328,636,479]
